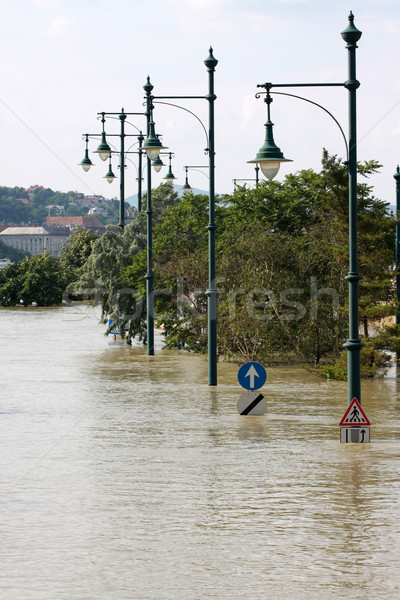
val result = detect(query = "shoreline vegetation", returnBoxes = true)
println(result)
[1,152,400,380]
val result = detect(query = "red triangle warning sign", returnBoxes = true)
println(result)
[339,398,370,427]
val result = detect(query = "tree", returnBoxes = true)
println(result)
[59,227,99,286]
[71,216,147,340]
[321,151,396,338]
[73,184,181,343]
[0,239,30,262]
[144,191,211,351]
[0,253,65,307]
[70,154,398,376]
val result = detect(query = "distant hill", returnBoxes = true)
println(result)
[126,184,209,208]
[0,185,120,226]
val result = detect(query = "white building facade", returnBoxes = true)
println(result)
[0,226,70,257]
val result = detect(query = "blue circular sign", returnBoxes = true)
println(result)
[237,361,267,391]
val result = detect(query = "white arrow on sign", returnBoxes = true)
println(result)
[245,365,259,389]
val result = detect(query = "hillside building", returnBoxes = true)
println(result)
[44,215,104,234]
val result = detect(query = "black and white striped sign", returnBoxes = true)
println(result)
[237,391,266,415]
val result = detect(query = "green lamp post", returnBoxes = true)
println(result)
[394,166,400,331]
[137,131,144,212]
[143,76,157,356]
[341,12,363,405]
[204,48,218,386]
[142,48,218,383]
[249,12,362,405]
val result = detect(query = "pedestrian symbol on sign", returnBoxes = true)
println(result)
[349,404,360,422]
[339,398,370,427]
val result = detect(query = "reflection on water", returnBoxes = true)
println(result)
[1,305,400,599]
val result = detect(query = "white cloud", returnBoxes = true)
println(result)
[49,16,74,36]
[170,0,224,7]
[28,0,62,9]
[391,121,400,137]
[240,93,258,131]
[365,17,400,35]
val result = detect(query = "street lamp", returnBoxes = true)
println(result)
[142,112,167,160]
[81,109,149,227]
[164,153,176,185]
[80,134,93,172]
[249,12,362,406]
[104,156,116,183]
[81,97,167,356]
[152,156,164,173]
[147,48,218,385]
[93,114,112,161]
[183,166,191,192]
[182,165,209,192]
[247,94,292,180]
[233,166,260,190]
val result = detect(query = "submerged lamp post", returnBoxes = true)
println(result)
[147,48,218,384]
[249,12,362,406]
[394,166,400,330]
[81,96,166,356]
[142,77,169,356]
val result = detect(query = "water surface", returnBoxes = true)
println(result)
[1,305,400,599]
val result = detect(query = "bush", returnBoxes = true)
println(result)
[307,339,392,380]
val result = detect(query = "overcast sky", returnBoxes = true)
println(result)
[0,0,399,207]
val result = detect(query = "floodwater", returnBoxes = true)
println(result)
[1,304,400,600]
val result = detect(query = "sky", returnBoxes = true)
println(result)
[0,0,400,208]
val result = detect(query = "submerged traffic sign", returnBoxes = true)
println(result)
[340,427,370,443]
[108,318,120,336]
[339,398,370,427]
[237,391,267,415]
[237,362,267,391]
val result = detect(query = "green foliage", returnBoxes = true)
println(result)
[216,218,347,365]
[59,227,99,286]
[367,323,400,356]
[222,168,326,235]
[72,215,147,341]
[0,184,120,226]
[0,239,30,262]
[0,253,65,307]
[140,183,181,223]
[69,153,399,375]
[308,340,392,380]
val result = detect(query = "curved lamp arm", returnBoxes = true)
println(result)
[152,100,209,152]
[256,90,349,162]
